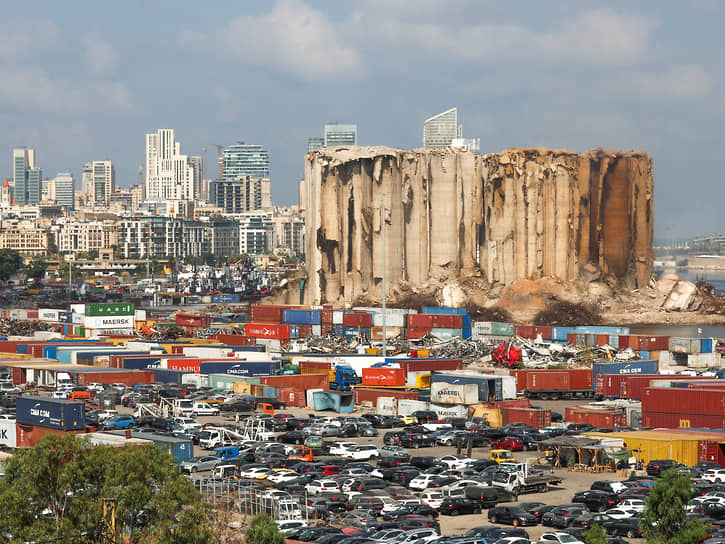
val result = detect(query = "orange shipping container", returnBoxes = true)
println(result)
[259,373,329,390]
[362,368,406,387]
[16,424,85,448]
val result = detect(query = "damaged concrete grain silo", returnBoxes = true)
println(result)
[304,146,653,306]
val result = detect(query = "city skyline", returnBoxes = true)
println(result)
[0,2,723,237]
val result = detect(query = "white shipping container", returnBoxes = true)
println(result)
[83,315,135,329]
[430,382,479,405]
[312,325,322,336]
[0,419,17,448]
[255,338,283,352]
[687,352,718,368]
[85,328,134,339]
[181,373,208,388]
[332,310,344,325]
[70,304,85,315]
[8,310,19,319]
[182,346,234,358]
[16,309,28,320]
[500,376,517,400]
[307,388,324,408]
[471,333,510,344]
[472,321,493,335]
[38,309,60,322]
[135,309,147,322]
[372,313,406,328]
[376,397,398,415]
[430,403,468,419]
[71,312,83,324]
[397,399,430,416]
[406,370,429,387]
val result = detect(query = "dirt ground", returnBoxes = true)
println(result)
[114,400,646,542]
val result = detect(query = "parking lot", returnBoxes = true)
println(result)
[108,398,656,543]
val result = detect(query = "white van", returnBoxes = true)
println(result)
[56,372,73,388]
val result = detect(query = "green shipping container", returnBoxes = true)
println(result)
[431,328,463,340]
[73,326,85,336]
[208,373,261,391]
[491,322,515,336]
[85,302,135,316]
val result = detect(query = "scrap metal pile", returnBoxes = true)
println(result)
[0,318,52,336]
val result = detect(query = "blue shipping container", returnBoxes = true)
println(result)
[639,351,650,360]
[16,396,85,430]
[122,356,162,370]
[592,360,658,377]
[154,368,187,385]
[462,328,472,340]
[343,326,361,340]
[575,325,630,335]
[333,325,344,337]
[211,293,241,304]
[551,327,575,342]
[422,306,467,315]
[199,361,279,376]
[462,315,472,327]
[58,311,72,323]
[283,309,321,325]
[289,325,300,339]
[701,338,715,353]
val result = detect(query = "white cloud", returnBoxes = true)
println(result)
[85,31,119,76]
[627,65,712,101]
[0,66,133,113]
[348,7,655,66]
[180,0,363,82]
[0,19,58,59]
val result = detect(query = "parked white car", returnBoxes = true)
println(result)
[329,441,358,456]
[409,474,442,490]
[603,508,638,519]
[96,410,118,422]
[276,520,307,534]
[173,417,202,431]
[538,532,585,544]
[305,479,340,495]
[267,471,301,484]
[702,469,725,483]
[394,528,440,544]
[617,498,645,513]
[438,455,473,469]
[343,444,380,460]
[240,467,272,479]
[192,402,220,416]
[420,491,444,509]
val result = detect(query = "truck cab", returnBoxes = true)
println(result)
[256,403,275,415]
[289,445,314,462]
[329,366,361,391]
[490,449,518,464]
[173,398,195,417]
[212,464,240,480]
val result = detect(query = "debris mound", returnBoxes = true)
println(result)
[533,299,602,326]
[466,305,512,323]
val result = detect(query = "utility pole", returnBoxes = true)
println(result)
[102,498,116,544]
[381,192,387,357]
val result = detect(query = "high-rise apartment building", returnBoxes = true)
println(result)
[324,123,357,146]
[307,137,324,153]
[222,143,270,180]
[12,148,42,205]
[215,176,271,214]
[81,161,115,205]
[189,156,203,199]
[50,172,75,208]
[145,129,198,201]
[423,107,461,149]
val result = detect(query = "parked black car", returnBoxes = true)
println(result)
[646,459,682,476]
[277,430,308,444]
[464,527,530,541]
[572,490,620,512]
[542,505,589,529]
[409,456,443,469]
[487,505,538,526]
[220,399,255,412]
[398,433,436,449]
[519,502,557,522]
[439,498,482,516]
[382,504,439,520]
[605,517,645,538]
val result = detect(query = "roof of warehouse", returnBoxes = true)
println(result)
[585,429,725,443]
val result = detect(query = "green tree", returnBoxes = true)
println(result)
[23,256,47,282]
[582,523,609,544]
[0,433,212,544]
[0,248,23,281]
[643,468,709,544]
[245,514,285,544]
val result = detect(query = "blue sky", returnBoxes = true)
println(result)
[1,1,722,238]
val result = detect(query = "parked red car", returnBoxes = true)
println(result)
[490,436,525,451]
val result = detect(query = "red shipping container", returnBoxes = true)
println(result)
[299,325,313,337]
[12,367,25,384]
[167,358,203,373]
[642,412,725,430]
[637,335,670,351]
[699,440,725,466]
[514,325,535,339]
[320,310,334,325]
[430,315,463,328]
[484,398,531,409]
[407,314,434,328]
[250,305,286,323]
[16,424,85,448]
[175,314,211,327]
[299,361,332,374]
[27,311,38,319]
[321,324,334,335]
[406,327,432,339]
[245,323,291,339]
[75,370,156,386]
[511,369,593,393]
[354,387,419,405]
[362,368,406,387]
[501,407,551,429]
[279,387,307,408]
[597,335,610,347]
[260,373,329,390]
[342,312,373,327]
[214,334,256,346]
[399,359,463,373]
[642,387,725,416]
[621,375,710,400]
[565,407,627,429]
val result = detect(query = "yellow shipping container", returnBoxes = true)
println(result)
[585,430,701,466]
[365,348,380,355]
[470,405,502,428]
[232,381,252,395]
[0,352,35,360]
[416,374,431,389]
[417,349,430,358]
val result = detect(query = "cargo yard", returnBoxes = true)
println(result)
[1,302,725,543]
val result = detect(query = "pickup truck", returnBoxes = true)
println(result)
[491,462,562,495]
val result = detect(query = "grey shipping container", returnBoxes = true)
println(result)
[154,368,187,385]
[592,360,658,377]
[16,396,85,430]
[430,373,501,401]
[109,431,193,463]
